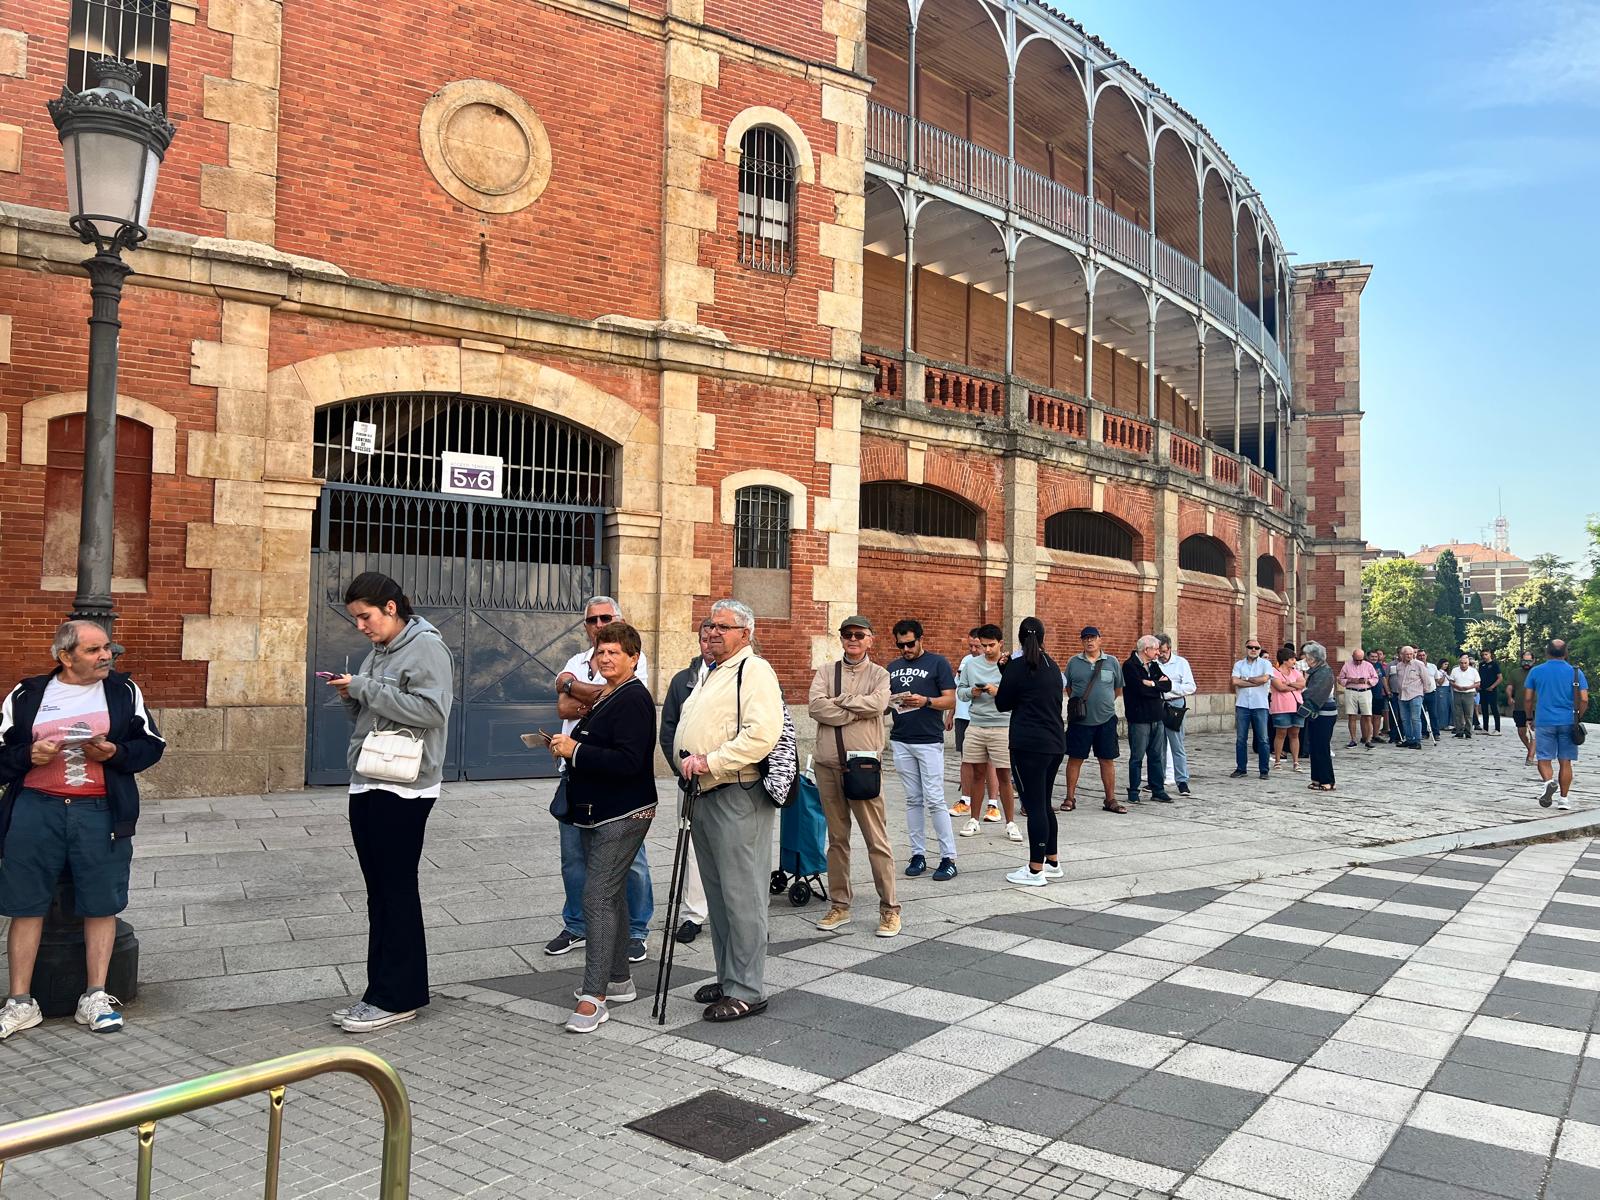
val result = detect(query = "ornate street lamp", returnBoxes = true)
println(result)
[1515,604,1530,659]
[47,59,176,640]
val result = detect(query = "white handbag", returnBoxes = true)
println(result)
[356,729,424,784]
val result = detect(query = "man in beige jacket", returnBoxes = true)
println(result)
[807,615,900,938]
[675,599,784,1021]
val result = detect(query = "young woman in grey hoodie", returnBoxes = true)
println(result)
[325,572,454,1033]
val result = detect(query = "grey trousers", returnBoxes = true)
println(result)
[1452,692,1476,736]
[579,817,651,999]
[691,781,775,1004]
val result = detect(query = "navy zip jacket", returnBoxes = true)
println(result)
[0,669,166,854]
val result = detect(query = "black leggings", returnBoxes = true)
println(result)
[1481,690,1501,731]
[1308,713,1337,786]
[1011,750,1062,863]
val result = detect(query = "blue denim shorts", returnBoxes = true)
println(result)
[1535,725,1579,763]
[0,789,133,918]
[1272,713,1305,729]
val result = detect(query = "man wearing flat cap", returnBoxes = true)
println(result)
[807,616,899,938]
[1063,626,1126,813]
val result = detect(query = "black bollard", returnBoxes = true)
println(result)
[31,870,139,1019]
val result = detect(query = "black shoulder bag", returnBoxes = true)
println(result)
[1067,655,1103,724]
[834,661,883,800]
[1573,669,1589,746]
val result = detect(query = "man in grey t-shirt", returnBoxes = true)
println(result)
[1063,627,1126,813]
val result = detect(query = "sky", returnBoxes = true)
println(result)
[1064,0,1600,571]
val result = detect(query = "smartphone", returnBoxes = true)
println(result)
[520,730,555,749]
[315,671,340,680]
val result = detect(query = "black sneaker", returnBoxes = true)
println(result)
[1229,769,1248,778]
[1152,793,1174,803]
[1259,771,1270,780]
[1177,783,1191,796]
[1345,740,1359,748]
[905,854,927,877]
[544,929,584,956]
[931,857,958,881]
[628,937,648,963]
[674,920,701,945]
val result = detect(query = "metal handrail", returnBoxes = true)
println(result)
[0,1047,411,1200]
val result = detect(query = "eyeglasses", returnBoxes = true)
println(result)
[895,640,918,650]
[840,630,869,641]
[583,614,616,626]
[709,622,747,634]
[1246,645,1262,652]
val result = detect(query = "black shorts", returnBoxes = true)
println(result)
[1066,718,1120,761]
[1513,710,1527,728]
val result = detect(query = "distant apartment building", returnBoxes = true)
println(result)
[1410,542,1530,607]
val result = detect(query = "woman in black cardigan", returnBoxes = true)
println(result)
[547,620,657,1033]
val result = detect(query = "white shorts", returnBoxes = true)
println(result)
[1343,690,1373,716]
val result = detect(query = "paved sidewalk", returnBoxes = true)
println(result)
[1,728,1596,1198]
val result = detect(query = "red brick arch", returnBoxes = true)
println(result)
[860,436,907,484]
[922,449,997,515]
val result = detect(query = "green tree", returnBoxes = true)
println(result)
[1528,553,1574,581]
[1570,516,1600,719]
[1362,559,1453,655]
[1468,590,1484,616]
[1465,616,1513,662]
[1432,549,1466,648]
[1495,575,1578,658]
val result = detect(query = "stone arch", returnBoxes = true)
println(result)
[723,107,817,183]
[21,392,177,473]
[718,468,809,529]
[922,448,998,514]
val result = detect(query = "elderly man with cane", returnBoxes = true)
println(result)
[671,599,783,1022]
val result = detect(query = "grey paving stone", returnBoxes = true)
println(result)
[945,1076,1102,1140]
[1112,1070,1263,1130]
[1277,961,1390,995]
[756,1027,897,1078]
[1356,1167,1501,1200]
[1514,936,1600,974]
[1263,903,1363,933]
[1388,884,1472,910]
[929,967,1040,1003]
[765,991,945,1049]
[1558,875,1600,897]
[1226,997,1347,1037]
[1478,993,1594,1031]
[980,952,1082,987]
[1064,1102,1233,1171]
[1448,1034,1581,1083]
[1317,875,1406,901]
[1426,1060,1572,1116]
[1300,946,1404,978]
[1126,888,1229,911]
[853,940,992,980]
[1096,999,1217,1040]
[1546,1159,1600,1200]
[1542,901,1600,929]
[1343,913,1446,944]
[1208,934,1316,964]
[1377,1128,1547,1198]
[978,913,1087,942]
[1568,1085,1600,1124]
[1190,1018,1325,1064]
[1009,1048,1146,1099]
[1073,913,1163,937]
[1136,983,1252,1020]
[1577,1058,1600,1090]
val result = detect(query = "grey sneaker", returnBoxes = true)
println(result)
[0,997,43,1041]
[574,980,637,1005]
[1539,780,1559,808]
[339,1001,416,1033]
[74,990,123,1033]
[565,997,609,1033]
[330,1000,357,1026]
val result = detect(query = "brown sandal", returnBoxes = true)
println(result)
[1102,801,1129,814]
[705,997,767,1022]
[1058,797,1076,812]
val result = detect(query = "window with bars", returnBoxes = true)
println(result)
[859,482,979,541]
[733,485,791,569]
[1043,510,1136,561]
[69,0,172,110]
[1256,555,1285,592]
[738,127,796,275]
[1179,535,1232,577]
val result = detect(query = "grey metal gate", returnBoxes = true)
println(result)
[305,395,614,785]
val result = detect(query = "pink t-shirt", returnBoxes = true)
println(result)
[22,678,110,797]
[1268,666,1305,715]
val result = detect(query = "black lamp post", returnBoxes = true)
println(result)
[47,58,175,642]
[1515,605,1530,659]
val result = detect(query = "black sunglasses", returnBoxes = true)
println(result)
[896,640,919,650]
[840,630,869,640]
[584,614,617,626]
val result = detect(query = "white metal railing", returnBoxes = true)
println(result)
[1202,271,1234,323]
[1153,238,1200,301]
[868,104,909,172]
[917,122,1007,207]
[1238,304,1264,348]
[1094,204,1149,272]
[1014,163,1091,242]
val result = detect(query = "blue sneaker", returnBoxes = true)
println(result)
[904,854,927,877]
[74,990,123,1034]
[931,857,958,881]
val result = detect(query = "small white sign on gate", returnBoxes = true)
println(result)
[441,451,504,498]
[349,420,377,455]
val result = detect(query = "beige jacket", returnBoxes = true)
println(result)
[808,656,891,768]
[672,645,783,789]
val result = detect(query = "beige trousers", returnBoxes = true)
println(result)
[814,762,900,916]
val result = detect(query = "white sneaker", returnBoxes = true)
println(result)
[1006,865,1049,887]
[1042,862,1064,879]
[330,1000,357,1026]
[1557,798,1573,811]
[74,990,123,1034]
[565,997,609,1034]
[0,997,43,1041]
[574,980,637,1005]
[982,804,1003,823]
[340,1001,417,1033]
[1005,822,1023,843]
[1538,780,1559,808]
[959,818,982,837]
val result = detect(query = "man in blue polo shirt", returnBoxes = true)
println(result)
[1525,639,1590,810]
[887,620,958,882]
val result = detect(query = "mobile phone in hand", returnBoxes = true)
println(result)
[316,671,339,680]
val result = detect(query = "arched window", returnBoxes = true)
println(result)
[1179,535,1232,578]
[734,485,791,569]
[43,414,154,587]
[1256,554,1285,592]
[860,482,979,541]
[1043,510,1136,561]
[738,126,796,275]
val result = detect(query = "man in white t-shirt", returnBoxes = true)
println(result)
[1448,654,1481,739]
[544,596,653,960]
[1230,639,1273,779]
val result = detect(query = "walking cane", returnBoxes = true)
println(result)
[653,758,700,1024]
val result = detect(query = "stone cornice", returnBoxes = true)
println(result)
[0,202,873,398]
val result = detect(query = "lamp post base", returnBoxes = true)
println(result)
[33,873,140,1020]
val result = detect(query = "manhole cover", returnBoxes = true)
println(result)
[625,1089,808,1162]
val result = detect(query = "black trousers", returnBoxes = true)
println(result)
[350,791,436,1012]
[1011,750,1062,863]
[1481,690,1501,731]
[1307,714,1337,786]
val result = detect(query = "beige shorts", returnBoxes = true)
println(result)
[961,725,1011,768]
[1343,689,1374,716]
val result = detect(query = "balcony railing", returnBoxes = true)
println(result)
[1170,434,1204,474]
[863,351,902,401]
[1211,453,1240,487]
[1103,413,1154,457]
[864,103,1289,384]
[1247,467,1268,500]
[1027,390,1087,438]
[925,362,1005,417]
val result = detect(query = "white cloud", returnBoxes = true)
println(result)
[1473,1,1600,106]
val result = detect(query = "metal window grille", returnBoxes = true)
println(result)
[1043,510,1135,561]
[1179,536,1231,577]
[68,0,171,110]
[859,482,979,541]
[1256,555,1284,591]
[738,127,796,275]
[312,394,615,507]
[734,485,791,569]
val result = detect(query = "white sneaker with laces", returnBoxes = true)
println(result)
[74,990,123,1034]
[330,1000,357,1025]
[339,1001,417,1033]
[1006,865,1048,887]
[959,817,981,837]
[0,997,43,1041]
[1557,798,1573,810]
[1005,821,1023,843]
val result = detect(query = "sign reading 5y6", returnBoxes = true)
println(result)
[440,451,505,499]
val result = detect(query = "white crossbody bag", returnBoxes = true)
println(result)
[357,728,424,784]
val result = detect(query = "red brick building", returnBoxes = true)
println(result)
[0,0,1366,792]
